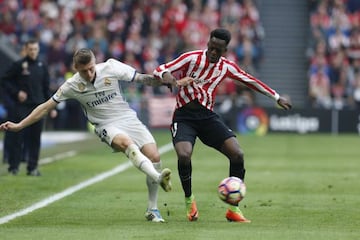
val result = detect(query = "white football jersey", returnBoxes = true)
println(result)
[52,59,137,126]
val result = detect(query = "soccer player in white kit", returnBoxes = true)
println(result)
[0,48,172,223]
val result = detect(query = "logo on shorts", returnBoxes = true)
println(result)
[102,129,107,138]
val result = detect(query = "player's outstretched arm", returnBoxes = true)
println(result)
[143,71,193,93]
[0,98,58,132]
[277,96,292,110]
[160,72,194,87]
[134,73,163,86]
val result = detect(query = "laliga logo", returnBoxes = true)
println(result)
[237,107,268,136]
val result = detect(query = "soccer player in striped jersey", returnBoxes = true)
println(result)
[153,28,292,222]
[0,48,172,223]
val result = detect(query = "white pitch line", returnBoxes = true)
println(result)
[39,151,77,165]
[0,142,173,225]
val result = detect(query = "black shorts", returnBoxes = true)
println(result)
[171,103,236,150]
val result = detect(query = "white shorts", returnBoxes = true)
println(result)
[94,118,155,149]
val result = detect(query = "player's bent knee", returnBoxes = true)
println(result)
[111,134,134,152]
[145,152,160,163]
[141,143,160,163]
[177,153,192,164]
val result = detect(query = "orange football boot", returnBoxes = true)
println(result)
[186,195,199,221]
[225,208,251,223]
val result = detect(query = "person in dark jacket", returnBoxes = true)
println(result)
[1,39,56,176]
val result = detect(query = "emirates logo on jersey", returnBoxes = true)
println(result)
[104,78,111,86]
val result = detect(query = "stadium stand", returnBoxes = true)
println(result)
[307,0,360,110]
[0,0,265,129]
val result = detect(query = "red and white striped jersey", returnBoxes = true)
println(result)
[153,49,280,110]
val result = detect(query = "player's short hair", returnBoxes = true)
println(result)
[25,39,38,46]
[73,48,95,66]
[210,28,231,45]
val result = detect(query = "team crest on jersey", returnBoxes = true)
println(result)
[104,78,111,86]
[78,83,86,91]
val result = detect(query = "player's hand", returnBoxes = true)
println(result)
[277,96,292,110]
[0,121,22,132]
[177,77,194,86]
[162,72,177,85]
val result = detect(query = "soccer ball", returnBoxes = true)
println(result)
[217,177,246,206]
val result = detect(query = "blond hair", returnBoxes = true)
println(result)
[73,48,95,66]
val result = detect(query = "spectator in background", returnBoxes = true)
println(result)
[0,0,266,128]
[351,70,360,108]
[307,38,328,64]
[328,49,348,109]
[307,0,360,109]
[328,26,350,53]
[1,39,56,176]
[346,58,360,108]
[0,11,16,35]
[309,62,332,109]
[309,0,331,42]
[220,0,243,28]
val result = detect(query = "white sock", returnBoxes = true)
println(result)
[146,162,161,210]
[125,144,160,182]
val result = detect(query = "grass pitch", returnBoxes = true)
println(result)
[0,131,359,240]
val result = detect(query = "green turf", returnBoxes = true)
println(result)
[0,132,359,240]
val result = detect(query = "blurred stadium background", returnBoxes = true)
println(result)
[0,0,359,135]
[0,2,359,238]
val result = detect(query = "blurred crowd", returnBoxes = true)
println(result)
[307,0,360,110]
[0,0,264,129]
